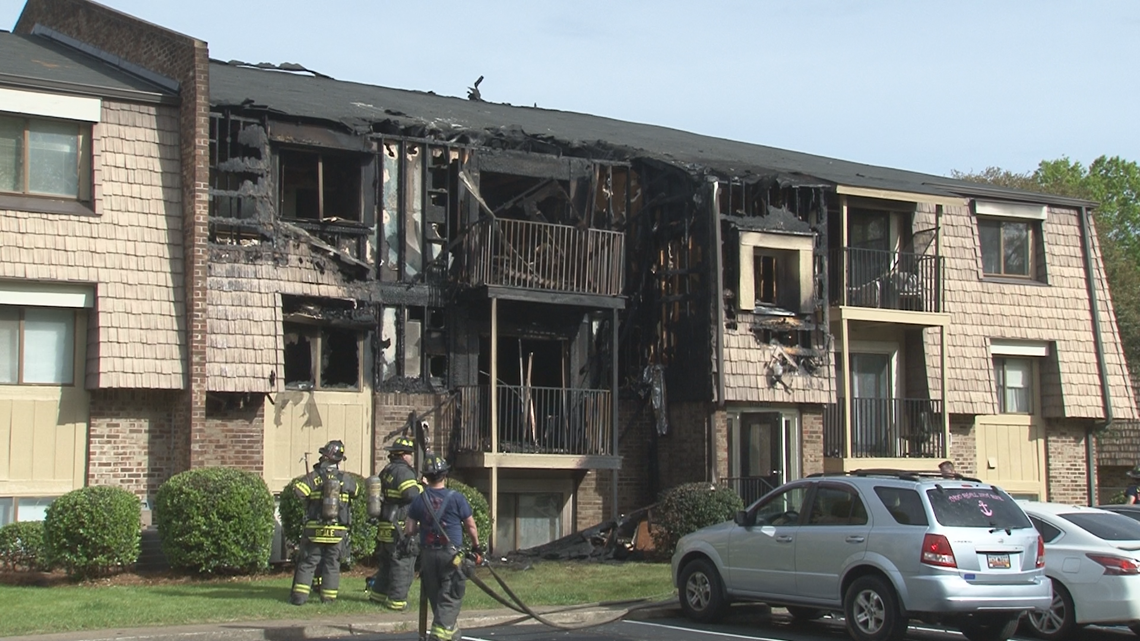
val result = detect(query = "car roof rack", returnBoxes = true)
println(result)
[806,468,984,484]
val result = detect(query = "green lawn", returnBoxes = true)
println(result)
[0,562,674,637]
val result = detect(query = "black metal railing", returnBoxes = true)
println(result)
[461,218,624,296]
[829,248,942,313]
[723,476,779,507]
[456,385,612,456]
[824,398,944,459]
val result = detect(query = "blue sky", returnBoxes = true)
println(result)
[3,0,1137,177]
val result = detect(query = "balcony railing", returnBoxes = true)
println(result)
[830,248,942,313]
[462,218,624,297]
[824,398,944,459]
[456,385,612,456]
[723,476,779,507]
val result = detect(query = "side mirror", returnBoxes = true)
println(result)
[734,510,756,527]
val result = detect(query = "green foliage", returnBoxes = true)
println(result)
[0,521,49,571]
[278,471,376,567]
[447,477,491,551]
[43,486,140,579]
[155,467,275,575]
[1106,490,1127,505]
[652,482,743,557]
[954,155,1140,374]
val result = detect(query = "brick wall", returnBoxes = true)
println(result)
[1046,420,1090,504]
[199,392,264,471]
[949,422,977,477]
[657,401,715,491]
[373,392,454,472]
[87,389,181,502]
[576,470,605,531]
[801,408,824,476]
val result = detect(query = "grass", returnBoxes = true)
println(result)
[0,561,674,637]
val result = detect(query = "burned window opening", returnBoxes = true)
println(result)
[380,140,461,285]
[279,148,363,222]
[380,304,447,391]
[208,112,271,245]
[283,328,314,389]
[282,322,363,391]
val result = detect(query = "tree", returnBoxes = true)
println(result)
[952,156,1140,376]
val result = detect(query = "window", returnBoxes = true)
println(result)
[1060,512,1140,541]
[494,492,564,552]
[380,306,447,386]
[279,148,362,221]
[925,487,1031,529]
[0,497,55,526]
[806,486,868,526]
[994,357,1033,413]
[978,218,1034,277]
[1028,515,1062,543]
[0,114,91,201]
[738,232,813,314]
[752,484,809,526]
[0,306,75,385]
[874,487,929,526]
[282,322,361,390]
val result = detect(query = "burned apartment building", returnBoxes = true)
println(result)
[3,0,1136,543]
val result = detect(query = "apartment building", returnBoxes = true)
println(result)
[2,0,1134,547]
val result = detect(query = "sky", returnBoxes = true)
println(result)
[2,0,1138,178]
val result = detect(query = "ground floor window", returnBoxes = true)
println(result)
[0,306,75,385]
[493,492,564,552]
[282,322,362,390]
[994,357,1034,414]
[0,496,54,526]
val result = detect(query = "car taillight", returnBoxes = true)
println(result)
[921,533,957,568]
[1036,535,1045,568]
[1087,553,1140,576]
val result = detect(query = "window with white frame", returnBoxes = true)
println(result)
[994,357,1034,414]
[738,231,813,313]
[0,114,92,201]
[975,201,1046,279]
[0,497,55,526]
[0,306,75,385]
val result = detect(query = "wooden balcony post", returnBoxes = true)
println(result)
[841,317,852,460]
[490,297,499,544]
[940,324,949,459]
[611,307,619,520]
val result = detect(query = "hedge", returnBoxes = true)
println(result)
[0,521,49,571]
[43,486,140,579]
[652,482,743,556]
[447,477,491,552]
[154,467,276,575]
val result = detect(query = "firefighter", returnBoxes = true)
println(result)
[289,439,360,605]
[366,436,422,611]
[404,453,482,641]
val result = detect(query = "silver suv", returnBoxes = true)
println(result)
[671,470,1051,641]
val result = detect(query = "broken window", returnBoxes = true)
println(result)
[380,141,460,284]
[379,305,447,387]
[283,322,362,390]
[208,112,268,244]
[279,148,362,221]
[738,233,812,314]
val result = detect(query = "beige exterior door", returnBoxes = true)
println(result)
[975,416,1046,499]
[264,388,372,492]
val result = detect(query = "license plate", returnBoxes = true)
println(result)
[987,553,1011,569]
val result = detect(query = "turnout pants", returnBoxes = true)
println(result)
[421,546,466,641]
[369,540,417,609]
[291,538,342,603]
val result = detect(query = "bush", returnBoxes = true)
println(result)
[43,486,140,579]
[447,477,491,552]
[279,471,376,567]
[652,482,743,557]
[1106,490,1127,505]
[155,467,275,575]
[0,521,49,571]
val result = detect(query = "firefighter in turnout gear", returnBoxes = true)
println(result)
[365,436,422,610]
[404,453,482,641]
[289,440,360,605]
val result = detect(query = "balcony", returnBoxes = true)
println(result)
[824,398,945,464]
[461,218,624,298]
[454,385,617,469]
[830,248,942,313]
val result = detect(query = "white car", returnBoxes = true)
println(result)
[1019,501,1140,639]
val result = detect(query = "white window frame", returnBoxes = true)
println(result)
[738,231,813,313]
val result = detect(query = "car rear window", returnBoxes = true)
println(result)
[1060,512,1140,541]
[874,487,929,526]
[925,487,1031,529]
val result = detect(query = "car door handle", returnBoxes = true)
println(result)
[776,535,794,543]
[846,535,866,543]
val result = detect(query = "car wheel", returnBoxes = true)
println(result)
[678,559,729,623]
[960,614,1020,641]
[786,606,825,622]
[843,575,908,641]
[1025,579,1076,641]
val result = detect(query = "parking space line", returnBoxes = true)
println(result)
[624,620,786,640]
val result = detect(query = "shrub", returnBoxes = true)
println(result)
[652,482,743,557]
[279,471,376,567]
[43,486,140,579]
[447,477,491,552]
[0,521,49,571]
[1106,490,1127,505]
[155,467,275,575]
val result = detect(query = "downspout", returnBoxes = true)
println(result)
[1078,205,1114,506]
[710,179,726,483]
